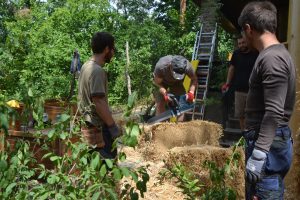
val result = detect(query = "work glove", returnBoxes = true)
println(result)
[246,148,267,184]
[221,83,230,93]
[186,91,194,103]
[163,93,174,103]
[108,123,121,139]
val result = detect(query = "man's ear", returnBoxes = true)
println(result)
[104,46,110,54]
[244,24,252,34]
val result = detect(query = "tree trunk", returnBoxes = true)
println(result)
[125,41,132,96]
[180,0,187,26]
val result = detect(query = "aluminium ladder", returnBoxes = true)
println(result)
[186,23,217,120]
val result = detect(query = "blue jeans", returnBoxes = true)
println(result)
[244,126,293,200]
[175,95,194,111]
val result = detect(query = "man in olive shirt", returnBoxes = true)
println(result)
[78,32,120,159]
[239,2,295,199]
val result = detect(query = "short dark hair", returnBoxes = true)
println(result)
[238,1,277,34]
[91,32,115,54]
[237,34,243,40]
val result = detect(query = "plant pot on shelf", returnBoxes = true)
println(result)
[44,100,67,124]
[44,99,78,124]
[8,103,24,131]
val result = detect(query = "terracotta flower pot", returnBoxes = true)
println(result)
[44,100,78,124]
[9,103,24,131]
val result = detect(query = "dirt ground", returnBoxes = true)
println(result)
[120,120,245,199]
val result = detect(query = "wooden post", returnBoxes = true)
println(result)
[180,0,187,26]
[125,41,132,96]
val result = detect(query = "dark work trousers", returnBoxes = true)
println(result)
[244,126,293,200]
[92,125,117,159]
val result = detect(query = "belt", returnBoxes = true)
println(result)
[243,126,290,141]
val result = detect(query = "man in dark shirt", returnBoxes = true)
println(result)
[239,1,296,199]
[222,35,258,130]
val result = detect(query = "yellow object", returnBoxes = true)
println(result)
[6,100,20,108]
[227,52,233,61]
[170,116,177,122]
[183,60,199,92]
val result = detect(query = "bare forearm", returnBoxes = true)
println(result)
[154,76,167,95]
[92,97,115,126]
[226,65,234,84]
[189,75,198,93]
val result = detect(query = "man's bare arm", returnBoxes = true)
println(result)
[154,76,167,95]
[226,64,235,84]
[92,96,115,126]
[188,73,198,93]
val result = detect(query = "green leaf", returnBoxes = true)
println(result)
[59,114,70,122]
[130,191,139,200]
[127,91,137,109]
[48,129,55,138]
[5,182,16,195]
[50,156,60,162]
[91,154,100,170]
[0,113,8,132]
[130,124,140,137]
[42,152,53,160]
[47,174,59,184]
[120,167,130,177]
[38,191,50,200]
[130,171,139,183]
[112,168,122,180]
[92,192,100,200]
[28,88,33,97]
[0,160,8,172]
[118,152,127,162]
[100,164,107,177]
[105,159,113,169]
[80,157,88,165]
[32,111,39,122]
[59,132,67,140]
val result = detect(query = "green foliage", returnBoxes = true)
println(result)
[0,0,201,104]
[159,163,203,200]
[0,92,150,199]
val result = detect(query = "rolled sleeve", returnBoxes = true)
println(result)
[89,68,106,98]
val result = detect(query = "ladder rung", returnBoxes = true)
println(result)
[198,85,207,88]
[195,99,204,103]
[202,32,214,35]
[198,65,209,68]
[193,112,204,116]
[199,53,211,57]
[200,43,212,46]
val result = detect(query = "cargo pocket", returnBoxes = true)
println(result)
[265,137,292,176]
